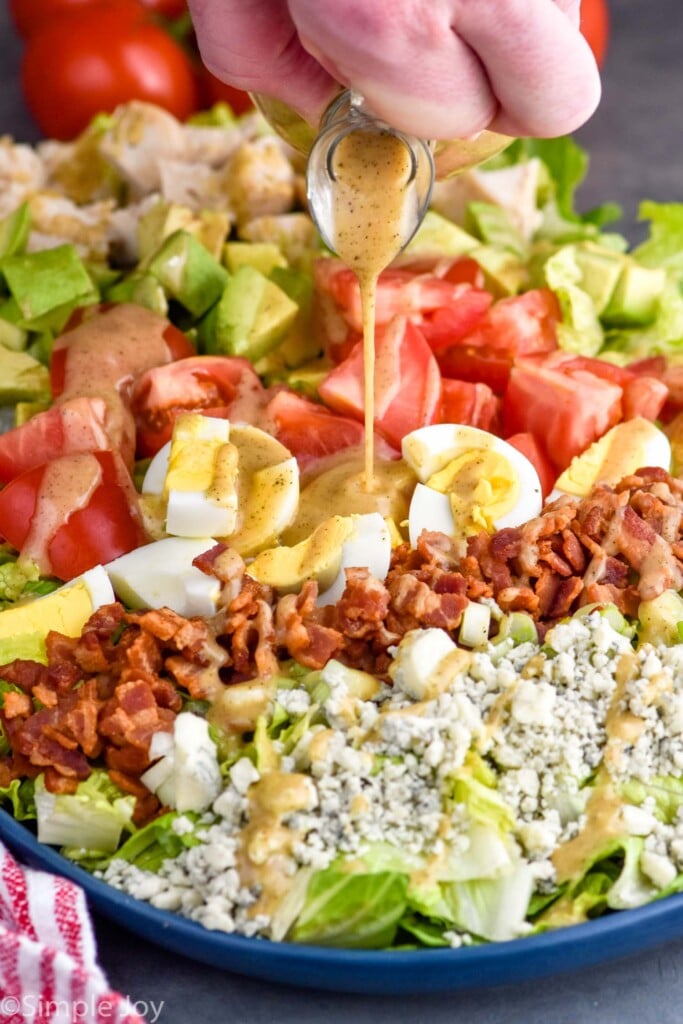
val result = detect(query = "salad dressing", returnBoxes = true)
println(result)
[326,129,419,491]
[238,772,315,917]
[21,454,102,575]
[57,303,173,398]
[552,654,645,883]
[284,447,415,545]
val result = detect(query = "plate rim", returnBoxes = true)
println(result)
[2,807,683,993]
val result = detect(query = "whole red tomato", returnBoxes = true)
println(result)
[21,0,199,140]
[9,0,187,37]
[580,0,609,66]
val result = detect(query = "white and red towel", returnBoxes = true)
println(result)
[0,842,146,1024]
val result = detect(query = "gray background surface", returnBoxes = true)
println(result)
[1,1,683,1021]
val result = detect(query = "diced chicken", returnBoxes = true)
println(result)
[431,158,544,241]
[100,102,189,197]
[0,137,47,189]
[26,194,115,260]
[224,137,296,226]
[179,113,265,167]
[239,212,319,267]
[157,159,227,212]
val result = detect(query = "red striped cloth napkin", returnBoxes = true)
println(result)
[0,841,146,1024]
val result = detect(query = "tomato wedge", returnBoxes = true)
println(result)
[453,289,561,356]
[0,450,146,580]
[50,304,195,399]
[131,355,264,456]
[440,379,500,433]
[313,258,493,363]
[503,358,623,471]
[265,390,365,470]
[437,344,513,394]
[318,317,442,450]
[0,396,134,483]
[549,354,667,424]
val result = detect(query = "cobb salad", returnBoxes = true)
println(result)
[1,99,683,951]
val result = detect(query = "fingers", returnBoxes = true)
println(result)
[188,0,601,141]
[288,0,599,139]
[288,0,497,139]
[456,0,601,137]
[186,0,338,123]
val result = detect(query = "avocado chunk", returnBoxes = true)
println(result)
[602,262,667,327]
[0,297,28,351]
[470,244,528,296]
[287,359,331,397]
[138,201,230,262]
[573,243,625,315]
[106,272,169,316]
[0,347,50,405]
[269,265,318,368]
[208,264,298,362]
[0,202,30,259]
[1,243,98,331]
[148,229,229,317]
[638,590,683,647]
[223,241,287,276]
[400,210,479,259]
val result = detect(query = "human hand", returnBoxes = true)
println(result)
[187,0,601,140]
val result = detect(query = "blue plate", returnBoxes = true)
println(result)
[1,807,682,994]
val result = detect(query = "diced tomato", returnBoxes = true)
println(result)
[0,395,134,483]
[523,352,667,424]
[313,257,493,362]
[503,358,623,471]
[441,257,486,288]
[440,379,500,433]
[50,305,195,399]
[419,290,493,353]
[131,355,264,457]
[437,344,513,394]
[318,317,442,450]
[627,355,668,378]
[265,389,365,471]
[0,450,146,581]
[457,289,561,356]
[506,432,558,500]
[622,376,668,422]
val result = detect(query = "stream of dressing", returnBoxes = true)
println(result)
[327,129,418,491]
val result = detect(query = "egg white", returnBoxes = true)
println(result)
[402,423,543,546]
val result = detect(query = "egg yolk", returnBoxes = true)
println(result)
[427,450,520,535]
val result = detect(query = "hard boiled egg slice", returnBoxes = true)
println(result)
[402,423,542,547]
[0,564,115,647]
[552,417,671,499]
[141,415,300,555]
[226,426,299,557]
[104,537,221,617]
[165,414,238,538]
[247,512,391,606]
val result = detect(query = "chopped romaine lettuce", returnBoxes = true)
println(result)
[35,771,135,854]
[291,869,409,949]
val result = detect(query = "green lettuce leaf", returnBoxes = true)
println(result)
[440,863,535,942]
[634,201,683,278]
[542,246,603,354]
[0,777,36,820]
[36,771,136,854]
[291,869,409,949]
[621,776,683,824]
[92,809,203,872]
